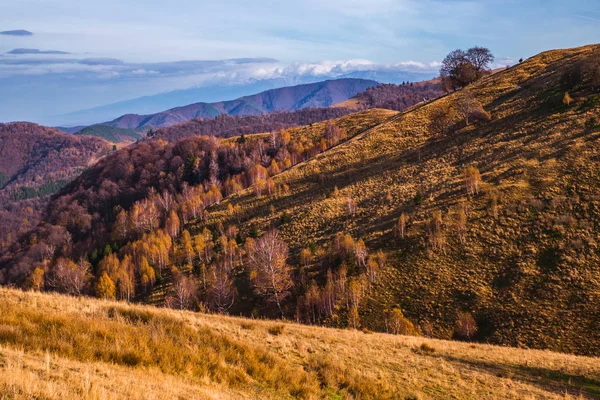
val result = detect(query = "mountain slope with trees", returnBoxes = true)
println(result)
[201,44,600,354]
[0,123,111,253]
[334,79,443,111]
[2,44,600,357]
[74,124,142,143]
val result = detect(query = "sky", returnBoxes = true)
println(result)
[1,0,599,124]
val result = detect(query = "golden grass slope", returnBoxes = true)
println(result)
[1,287,600,399]
[204,44,600,355]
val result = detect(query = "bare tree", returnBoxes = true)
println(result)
[455,312,478,340]
[47,257,90,296]
[454,203,468,244]
[207,260,236,313]
[346,196,357,216]
[426,211,446,253]
[428,103,454,136]
[166,270,197,310]
[246,229,292,317]
[455,92,479,126]
[396,213,409,239]
[466,47,495,76]
[156,189,175,214]
[354,239,368,271]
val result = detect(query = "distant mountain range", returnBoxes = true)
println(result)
[58,78,379,139]
[53,72,435,127]
[53,79,299,127]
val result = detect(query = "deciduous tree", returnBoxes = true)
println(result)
[246,229,292,317]
[385,308,416,335]
[165,209,181,238]
[464,166,482,196]
[27,267,45,291]
[207,261,236,313]
[455,312,478,340]
[429,103,454,136]
[48,257,90,296]
[96,272,116,300]
[166,270,197,310]
[396,213,409,239]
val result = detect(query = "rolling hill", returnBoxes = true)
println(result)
[1,287,599,400]
[333,79,443,111]
[102,78,378,130]
[2,43,600,358]
[0,122,111,256]
[0,122,110,197]
[74,124,142,143]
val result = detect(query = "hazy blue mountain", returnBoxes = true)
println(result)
[100,78,378,130]
[54,78,318,127]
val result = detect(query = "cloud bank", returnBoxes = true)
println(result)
[0,54,440,124]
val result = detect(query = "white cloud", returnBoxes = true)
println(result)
[131,69,159,75]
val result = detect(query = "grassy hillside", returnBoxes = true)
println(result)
[199,44,600,354]
[1,287,599,400]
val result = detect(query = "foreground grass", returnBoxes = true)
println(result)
[1,289,599,399]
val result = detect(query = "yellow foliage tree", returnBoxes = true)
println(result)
[27,267,45,291]
[96,272,116,300]
[165,209,181,238]
[181,230,195,266]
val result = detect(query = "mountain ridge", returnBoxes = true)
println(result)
[101,78,378,130]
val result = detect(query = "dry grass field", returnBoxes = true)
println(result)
[1,287,599,400]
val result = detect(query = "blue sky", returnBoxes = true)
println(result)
[0,0,599,124]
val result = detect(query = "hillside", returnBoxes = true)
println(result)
[1,287,599,400]
[2,44,600,357]
[74,124,142,143]
[0,123,110,252]
[153,79,446,143]
[0,123,109,190]
[334,79,443,111]
[201,44,600,354]
[154,107,355,142]
[104,79,378,130]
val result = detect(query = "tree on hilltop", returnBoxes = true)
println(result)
[440,47,494,91]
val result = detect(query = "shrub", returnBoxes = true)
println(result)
[455,312,478,340]
[470,108,491,122]
[240,322,255,330]
[268,324,285,336]
[419,343,436,354]
[385,308,417,335]
[563,92,573,106]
